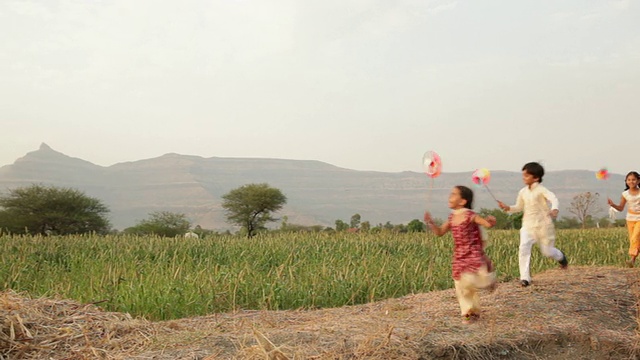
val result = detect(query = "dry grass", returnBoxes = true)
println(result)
[0,291,154,359]
[3,266,640,359]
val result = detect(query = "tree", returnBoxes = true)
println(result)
[477,208,526,229]
[280,216,289,230]
[407,219,426,232]
[393,224,407,233]
[192,224,216,238]
[596,216,611,228]
[555,216,581,229]
[350,213,361,229]
[569,192,602,228]
[360,221,371,232]
[478,208,512,229]
[222,183,287,238]
[124,211,191,237]
[278,217,325,233]
[335,219,349,232]
[0,184,110,235]
[510,212,523,229]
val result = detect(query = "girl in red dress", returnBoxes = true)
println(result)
[424,185,497,324]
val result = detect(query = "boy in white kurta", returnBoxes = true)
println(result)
[498,162,568,287]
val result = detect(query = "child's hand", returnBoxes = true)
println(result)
[549,209,559,219]
[497,201,509,211]
[607,198,615,206]
[486,216,497,227]
[423,211,432,224]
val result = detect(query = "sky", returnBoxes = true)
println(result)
[1,0,639,174]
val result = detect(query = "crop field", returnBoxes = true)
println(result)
[0,228,627,320]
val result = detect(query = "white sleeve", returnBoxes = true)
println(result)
[542,186,559,210]
[509,189,525,213]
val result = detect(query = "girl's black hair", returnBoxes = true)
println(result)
[624,171,640,190]
[455,185,474,209]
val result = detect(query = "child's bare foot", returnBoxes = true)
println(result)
[462,313,479,324]
[626,259,634,268]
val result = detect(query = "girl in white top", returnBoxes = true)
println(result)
[608,171,640,267]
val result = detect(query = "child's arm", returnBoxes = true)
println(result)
[424,211,450,236]
[498,190,524,213]
[542,187,560,218]
[608,195,626,212]
[474,215,496,229]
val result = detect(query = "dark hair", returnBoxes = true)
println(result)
[455,185,474,209]
[522,162,545,183]
[625,171,640,190]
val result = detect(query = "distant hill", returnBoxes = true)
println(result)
[0,143,624,230]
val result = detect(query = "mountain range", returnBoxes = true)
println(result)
[0,143,624,230]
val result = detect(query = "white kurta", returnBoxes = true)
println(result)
[508,182,564,282]
[508,182,558,238]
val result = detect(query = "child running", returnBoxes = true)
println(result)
[497,162,568,287]
[608,171,640,267]
[424,185,497,324]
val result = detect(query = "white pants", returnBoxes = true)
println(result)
[519,227,564,282]
[453,265,496,316]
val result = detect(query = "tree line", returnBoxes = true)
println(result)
[0,184,621,238]
[0,183,286,238]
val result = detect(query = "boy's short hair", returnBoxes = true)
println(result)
[522,162,545,182]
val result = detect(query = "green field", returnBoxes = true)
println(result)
[0,229,628,321]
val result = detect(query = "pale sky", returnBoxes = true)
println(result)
[1,0,639,174]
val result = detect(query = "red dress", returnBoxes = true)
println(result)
[449,210,493,280]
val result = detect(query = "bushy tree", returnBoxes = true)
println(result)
[350,213,361,229]
[124,211,191,237]
[555,216,582,229]
[478,208,510,229]
[335,219,349,232]
[393,224,408,233]
[0,184,110,235]
[222,183,287,238]
[407,219,426,232]
[508,212,523,229]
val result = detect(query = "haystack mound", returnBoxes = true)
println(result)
[143,266,640,360]
[2,266,640,359]
[0,291,154,359]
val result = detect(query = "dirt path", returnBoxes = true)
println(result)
[138,267,640,359]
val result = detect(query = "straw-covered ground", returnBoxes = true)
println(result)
[2,266,639,359]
